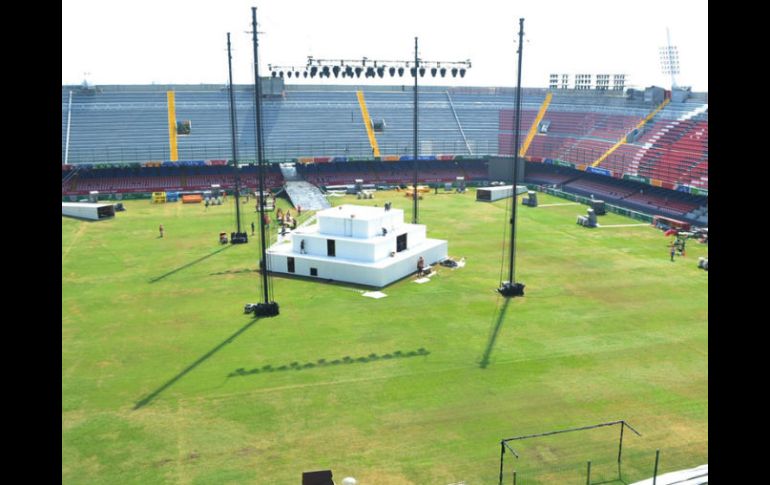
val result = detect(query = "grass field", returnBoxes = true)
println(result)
[62,190,708,484]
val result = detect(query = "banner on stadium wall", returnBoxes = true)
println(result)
[586,166,612,177]
[661,181,675,190]
[543,158,554,165]
[650,178,663,187]
[420,155,437,161]
[623,174,649,184]
[437,154,455,161]
[398,155,437,161]
[554,159,574,168]
[382,155,400,161]
[298,157,314,164]
[576,164,587,171]
[691,187,708,196]
[676,185,690,193]
[314,157,331,163]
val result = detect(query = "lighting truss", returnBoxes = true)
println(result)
[268,56,472,79]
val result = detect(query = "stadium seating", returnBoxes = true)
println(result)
[61,84,707,219]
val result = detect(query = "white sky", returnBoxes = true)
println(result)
[62,0,707,91]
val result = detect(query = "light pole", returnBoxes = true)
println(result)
[244,6,279,317]
[498,17,526,298]
[659,28,680,90]
[412,37,419,224]
[227,32,247,244]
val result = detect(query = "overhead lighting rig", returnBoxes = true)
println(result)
[267,56,471,79]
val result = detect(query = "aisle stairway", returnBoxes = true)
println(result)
[280,163,331,210]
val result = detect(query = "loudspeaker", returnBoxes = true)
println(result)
[302,470,333,485]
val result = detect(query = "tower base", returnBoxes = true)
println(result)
[497,281,525,297]
[244,301,280,316]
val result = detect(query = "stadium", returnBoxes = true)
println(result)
[62,3,707,484]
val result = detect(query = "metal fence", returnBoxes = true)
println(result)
[62,139,503,165]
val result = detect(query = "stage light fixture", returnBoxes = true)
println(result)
[332,66,340,77]
[431,67,437,77]
[419,67,426,77]
[451,68,458,77]
[389,66,396,76]
[410,67,417,77]
[440,67,447,77]
[322,66,330,77]
[271,71,277,78]
[310,66,318,77]
[366,66,375,78]
[377,66,385,78]
[345,66,354,77]
[355,66,363,77]
[279,70,284,77]
[303,71,308,78]
[460,68,466,77]
[287,71,293,78]
[398,67,405,77]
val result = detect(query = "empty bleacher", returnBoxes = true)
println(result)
[62,83,706,220]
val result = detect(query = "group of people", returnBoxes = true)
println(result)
[276,208,298,232]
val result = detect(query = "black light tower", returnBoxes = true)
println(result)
[498,18,526,298]
[412,36,419,224]
[227,32,248,245]
[245,6,279,317]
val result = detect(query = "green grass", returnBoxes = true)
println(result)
[62,190,707,484]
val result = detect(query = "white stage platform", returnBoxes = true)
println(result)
[267,204,448,287]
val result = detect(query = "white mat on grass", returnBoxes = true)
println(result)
[362,291,387,299]
[414,277,431,284]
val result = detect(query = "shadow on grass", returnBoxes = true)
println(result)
[267,271,382,292]
[591,479,627,485]
[267,266,436,292]
[228,348,430,378]
[133,315,260,410]
[149,245,232,283]
[479,297,511,369]
[209,268,260,276]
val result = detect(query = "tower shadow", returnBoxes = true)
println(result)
[479,297,511,369]
[133,315,260,409]
[149,245,232,283]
